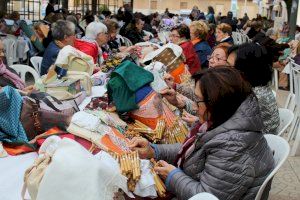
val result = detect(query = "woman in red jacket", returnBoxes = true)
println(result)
[169,24,201,75]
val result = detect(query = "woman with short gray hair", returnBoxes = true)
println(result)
[82,21,109,65]
[40,20,76,75]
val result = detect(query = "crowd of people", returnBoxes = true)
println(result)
[0,2,299,200]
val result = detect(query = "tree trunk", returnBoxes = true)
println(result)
[92,0,97,15]
[62,0,68,10]
[0,0,8,14]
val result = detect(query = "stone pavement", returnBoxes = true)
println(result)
[269,90,300,200]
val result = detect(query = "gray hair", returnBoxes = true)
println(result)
[51,20,75,41]
[66,15,78,25]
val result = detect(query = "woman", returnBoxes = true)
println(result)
[207,23,216,48]
[206,6,215,24]
[169,24,201,75]
[227,43,280,134]
[130,67,275,200]
[81,21,109,65]
[215,23,234,45]
[189,21,212,69]
[124,18,149,45]
[208,42,232,68]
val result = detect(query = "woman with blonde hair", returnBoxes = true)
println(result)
[189,21,212,69]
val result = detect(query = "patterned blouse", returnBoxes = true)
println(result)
[253,86,280,134]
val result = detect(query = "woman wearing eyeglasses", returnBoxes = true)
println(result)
[129,67,274,200]
[208,42,232,68]
[169,24,201,75]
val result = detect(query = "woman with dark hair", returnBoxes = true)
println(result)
[170,24,201,75]
[129,67,274,200]
[124,18,149,44]
[206,6,215,24]
[227,43,280,134]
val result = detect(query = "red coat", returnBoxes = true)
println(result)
[74,39,98,64]
[180,41,201,75]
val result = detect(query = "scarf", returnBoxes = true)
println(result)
[175,122,209,168]
[0,61,25,89]
[191,38,201,45]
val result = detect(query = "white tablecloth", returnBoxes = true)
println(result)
[0,152,38,200]
[0,86,106,200]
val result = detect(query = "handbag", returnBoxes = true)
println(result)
[22,154,52,200]
[20,92,77,141]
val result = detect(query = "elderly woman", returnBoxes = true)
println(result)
[41,20,76,75]
[170,24,201,75]
[189,21,212,69]
[82,21,109,65]
[215,23,234,45]
[227,43,280,134]
[130,67,274,200]
[208,42,232,68]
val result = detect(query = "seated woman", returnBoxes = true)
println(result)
[208,42,232,68]
[189,21,212,69]
[124,18,149,45]
[215,23,234,45]
[82,21,109,65]
[163,42,232,102]
[169,24,201,75]
[130,67,275,200]
[227,43,280,134]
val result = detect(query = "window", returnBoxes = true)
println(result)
[150,0,157,10]
[180,2,188,10]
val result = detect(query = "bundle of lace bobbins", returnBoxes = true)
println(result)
[109,151,141,192]
[150,158,166,197]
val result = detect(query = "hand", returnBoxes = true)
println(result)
[160,88,185,108]
[143,35,150,41]
[23,85,36,93]
[163,73,175,89]
[154,160,176,180]
[182,111,199,126]
[127,137,155,159]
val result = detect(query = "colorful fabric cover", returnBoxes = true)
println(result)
[107,61,154,113]
[0,86,27,142]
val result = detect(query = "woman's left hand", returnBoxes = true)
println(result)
[154,160,176,180]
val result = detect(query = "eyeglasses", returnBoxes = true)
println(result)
[195,99,206,107]
[207,55,227,62]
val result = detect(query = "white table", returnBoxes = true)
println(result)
[0,86,106,200]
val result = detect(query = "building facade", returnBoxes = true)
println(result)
[133,0,260,19]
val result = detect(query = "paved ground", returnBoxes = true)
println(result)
[269,90,300,200]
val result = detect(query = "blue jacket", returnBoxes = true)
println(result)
[41,41,60,76]
[193,40,212,69]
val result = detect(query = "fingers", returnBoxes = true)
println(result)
[157,160,168,167]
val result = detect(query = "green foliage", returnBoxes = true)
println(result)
[99,4,109,14]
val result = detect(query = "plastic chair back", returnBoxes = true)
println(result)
[30,56,43,74]
[278,108,294,136]
[10,64,40,84]
[255,134,290,200]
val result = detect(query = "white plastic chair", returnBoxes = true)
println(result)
[273,69,279,91]
[2,37,16,66]
[10,64,40,84]
[255,134,290,200]
[188,192,219,200]
[122,36,133,47]
[278,108,294,136]
[30,56,43,74]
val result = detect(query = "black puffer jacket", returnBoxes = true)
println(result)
[155,95,275,200]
